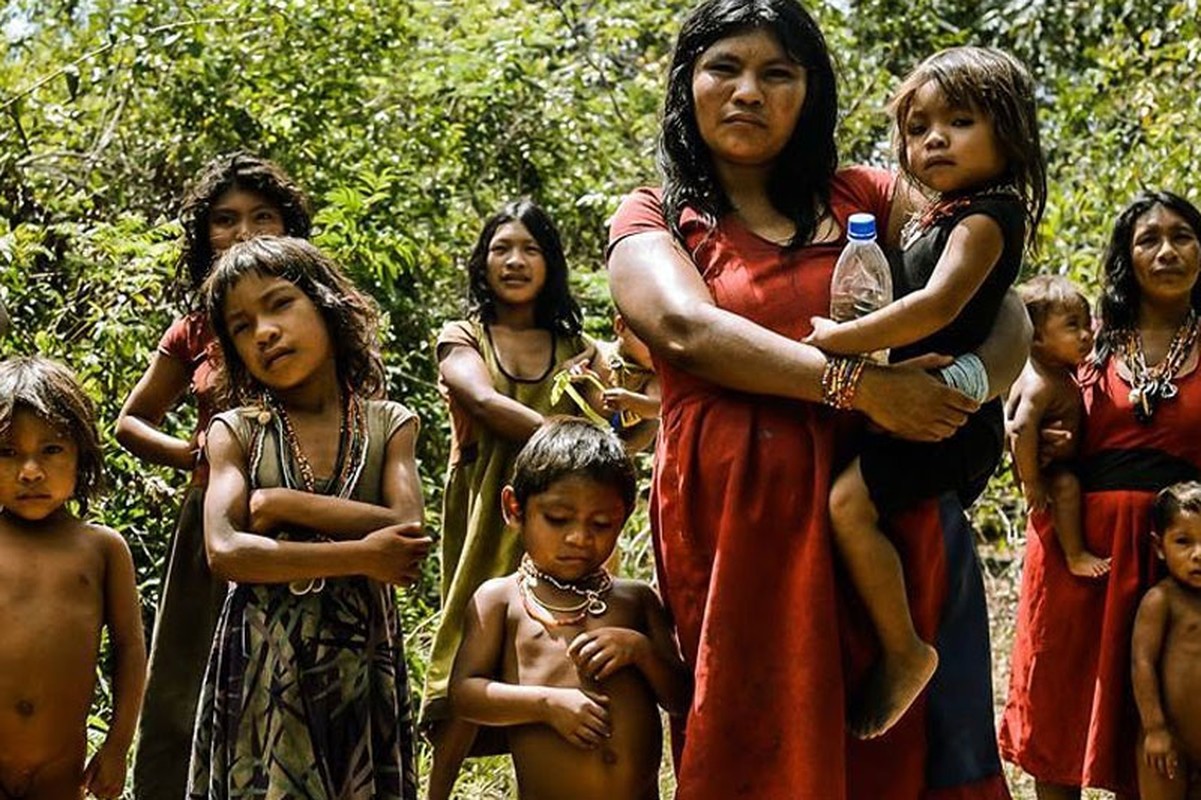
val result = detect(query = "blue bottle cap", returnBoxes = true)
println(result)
[847,213,877,240]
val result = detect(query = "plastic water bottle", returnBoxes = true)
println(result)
[829,212,893,364]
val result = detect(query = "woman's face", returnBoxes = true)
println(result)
[1130,204,1201,308]
[485,221,548,310]
[691,28,807,171]
[208,188,286,256]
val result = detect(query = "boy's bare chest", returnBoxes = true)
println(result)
[0,533,105,673]
[505,605,641,687]
[0,533,104,617]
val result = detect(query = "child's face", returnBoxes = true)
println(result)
[503,476,627,581]
[208,188,286,256]
[223,272,334,392]
[1157,511,1201,591]
[0,408,78,522]
[485,221,548,311]
[1032,303,1093,369]
[902,82,1005,195]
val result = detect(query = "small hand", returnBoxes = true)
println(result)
[247,488,281,534]
[1038,425,1073,466]
[601,388,636,412]
[363,522,432,585]
[803,316,840,348]
[83,741,127,799]
[569,627,648,681]
[556,344,597,376]
[1144,727,1179,780]
[543,686,611,748]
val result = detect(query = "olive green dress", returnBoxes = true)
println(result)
[188,399,419,800]
[420,319,588,724]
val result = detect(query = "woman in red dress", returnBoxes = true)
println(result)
[606,1,1028,797]
[1001,190,1201,799]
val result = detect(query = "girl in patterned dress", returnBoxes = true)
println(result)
[187,236,431,799]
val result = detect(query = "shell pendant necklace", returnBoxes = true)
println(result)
[1119,309,1199,424]
[517,554,613,629]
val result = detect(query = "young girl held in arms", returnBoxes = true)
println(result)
[423,201,595,798]
[450,418,689,799]
[187,237,431,799]
[805,46,1047,737]
[0,357,146,800]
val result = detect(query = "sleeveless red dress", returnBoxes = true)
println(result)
[1000,348,1201,795]
[609,168,1010,800]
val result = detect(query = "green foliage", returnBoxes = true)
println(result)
[3,0,1200,795]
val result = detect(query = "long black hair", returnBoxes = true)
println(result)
[1094,190,1201,364]
[658,0,838,249]
[465,200,583,336]
[178,151,312,300]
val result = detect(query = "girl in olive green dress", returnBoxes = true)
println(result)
[423,200,594,799]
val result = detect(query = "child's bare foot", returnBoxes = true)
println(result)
[850,642,939,739]
[1066,551,1111,579]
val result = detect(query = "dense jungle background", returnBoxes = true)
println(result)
[2,0,1199,796]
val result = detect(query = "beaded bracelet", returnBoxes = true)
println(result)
[821,355,867,410]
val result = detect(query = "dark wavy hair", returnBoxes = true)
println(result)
[658,0,838,249]
[203,237,385,405]
[178,151,313,300]
[1017,274,1090,332]
[0,356,103,513]
[1094,190,1201,364]
[510,417,638,518]
[1153,481,1201,534]
[890,46,1046,249]
[465,200,583,336]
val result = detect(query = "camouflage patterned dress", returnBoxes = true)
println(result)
[188,399,418,800]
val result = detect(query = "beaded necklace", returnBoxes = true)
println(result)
[1117,309,1199,424]
[517,554,612,629]
[900,183,1021,251]
[247,388,370,594]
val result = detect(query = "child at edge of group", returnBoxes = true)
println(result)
[421,200,597,800]
[118,150,313,800]
[0,357,147,800]
[1131,482,1201,800]
[580,313,661,454]
[449,418,690,800]
[1006,276,1110,579]
[804,45,1048,738]
[186,236,431,800]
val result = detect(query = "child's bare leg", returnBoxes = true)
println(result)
[1033,782,1080,800]
[1047,468,1110,578]
[830,459,938,739]
[426,717,478,800]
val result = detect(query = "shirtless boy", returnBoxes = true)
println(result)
[0,357,146,800]
[1006,275,1109,577]
[1132,481,1201,799]
[450,418,689,800]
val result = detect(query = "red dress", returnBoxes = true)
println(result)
[609,168,1010,800]
[1000,351,1201,795]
